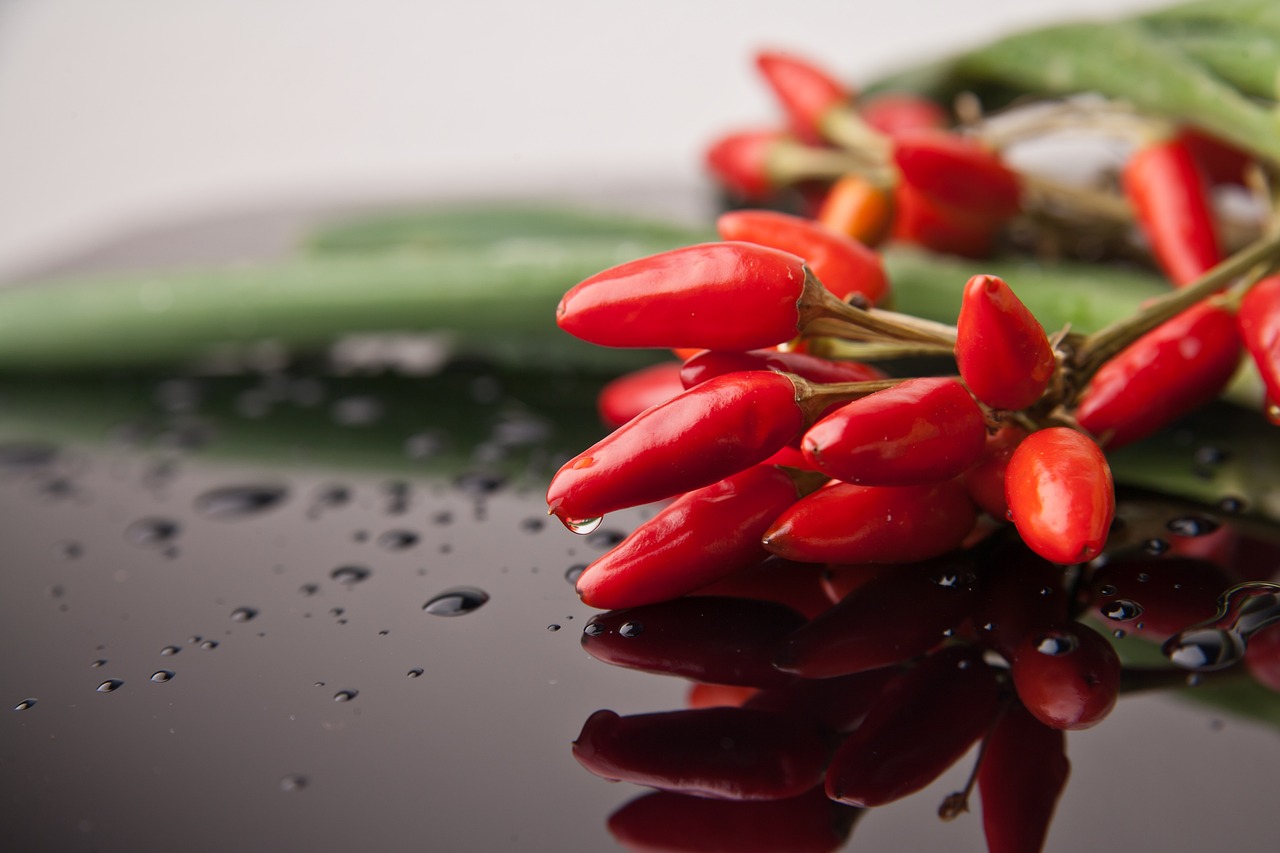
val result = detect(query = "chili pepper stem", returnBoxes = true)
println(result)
[799,336,958,361]
[799,272,959,346]
[765,140,880,186]
[787,373,905,424]
[818,106,894,164]
[938,695,1013,821]
[1073,227,1280,383]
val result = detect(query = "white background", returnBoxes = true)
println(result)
[0,0,1169,280]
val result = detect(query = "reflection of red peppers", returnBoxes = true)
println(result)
[1004,427,1114,565]
[755,51,850,144]
[801,377,987,486]
[976,702,1070,853]
[573,707,829,801]
[575,464,815,608]
[595,361,685,428]
[775,555,978,678]
[1075,303,1241,449]
[1089,556,1234,642]
[580,596,805,688]
[546,371,805,528]
[1238,274,1280,421]
[1122,136,1222,287]
[717,209,889,304]
[955,274,1055,411]
[1010,622,1120,730]
[763,480,977,564]
[681,347,884,390]
[973,541,1070,660]
[705,129,787,200]
[825,645,1000,807]
[745,667,900,734]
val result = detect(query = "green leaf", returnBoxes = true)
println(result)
[1143,20,1280,100]
[1143,0,1280,43]
[955,21,1280,163]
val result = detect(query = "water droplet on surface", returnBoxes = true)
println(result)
[562,516,602,536]
[1113,629,1127,639]
[1101,599,1144,622]
[14,698,37,711]
[520,517,545,533]
[1143,538,1170,555]
[586,528,626,548]
[333,689,358,703]
[160,645,180,656]
[407,668,423,678]
[150,670,174,683]
[331,396,383,426]
[582,623,605,637]
[126,517,180,547]
[404,430,448,460]
[330,566,372,585]
[1166,515,1220,538]
[194,485,288,520]
[200,640,219,650]
[422,587,489,617]
[618,622,644,638]
[1217,496,1246,515]
[280,774,308,792]
[565,564,587,585]
[375,530,418,551]
[1034,632,1079,656]
[299,583,319,597]
[1165,629,1245,670]
[1163,582,1280,670]
[547,624,561,632]
[1193,446,1229,467]
[1099,585,1117,597]
[455,470,506,497]
[97,679,124,693]
[230,607,258,622]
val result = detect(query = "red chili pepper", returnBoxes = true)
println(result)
[774,554,979,678]
[1004,427,1114,565]
[962,424,1027,521]
[680,347,884,390]
[825,645,1001,807]
[1089,555,1234,642]
[574,464,815,609]
[717,209,890,304]
[687,682,760,709]
[572,707,829,801]
[1010,622,1120,730]
[891,180,999,259]
[892,129,1022,222]
[607,788,863,853]
[763,479,977,564]
[858,93,948,138]
[1177,127,1252,187]
[580,596,806,688]
[705,128,787,200]
[1122,136,1222,287]
[755,51,850,144]
[557,241,828,351]
[595,361,685,428]
[976,702,1070,853]
[546,371,804,529]
[955,274,1056,411]
[1074,303,1241,449]
[1238,274,1280,422]
[801,377,987,486]
[816,174,895,247]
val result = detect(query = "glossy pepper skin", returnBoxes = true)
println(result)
[801,377,987,486]
[816,174,894,247]
[705,129,786,200]
[962,424,1027,520]
[556,242,809,351]
[1238,274,1280,420]
[763,479,977,564]
[977,702,1070,853]
[892,130,1022,222]
[1075,303,1241,449]
[955,274,1056,411]
[1122,136,1222,287]
[572,707,829,801]
[755,51,850,144]
[574,464,809,609]
[1010,622,1121,730]
[717,209,890,305]
[825,645,1001,807]
[546,371,804,528]
[595,361,685,428]
[680,347,884,390]
[1004,427,1114,565]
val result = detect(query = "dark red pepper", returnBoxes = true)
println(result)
[892,129,1022,222]
[1177,127,1252,187]
[825,645,1001,807]
[705,128,788,200]
[1122,136,1222,287]
[572,707,829,801]
[1074,303,1242,448]
[680,347,884,390]
[716,209,890,304]
[976,702,1070,853]
[763,479,977,564]
[546,371,805,529]
[962,424,1027,521]
[972,540,1070,661]
[1010,622,1120,730]
[595,360,685,428]
[1004,427,1114,565]
[1238,274,1280,422]
[574,464,813,609]
[801,377,987,486]
[755,50,850,144]
[955,274,1056,411]
[1089,555,1234,642]
[891,180,999,259]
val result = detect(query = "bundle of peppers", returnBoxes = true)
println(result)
[552,3,1280,851]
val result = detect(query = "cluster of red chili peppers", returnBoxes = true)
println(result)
[551,49,1280,853]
